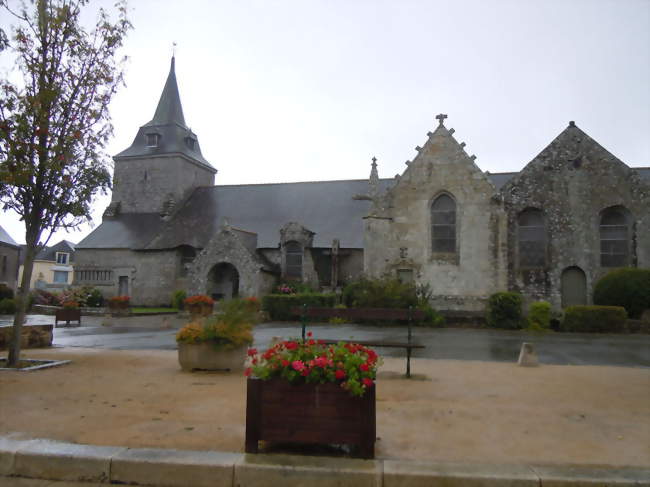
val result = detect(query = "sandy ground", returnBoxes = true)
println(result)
[1,347,648,467]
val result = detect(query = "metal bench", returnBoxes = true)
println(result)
[291,306,426,378]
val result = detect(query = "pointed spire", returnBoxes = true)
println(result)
[149,56,186,127]
[369,156,379,196]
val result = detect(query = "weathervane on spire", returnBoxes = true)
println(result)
[436,113,448,125]
[172,41,177,57]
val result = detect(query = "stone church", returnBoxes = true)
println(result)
[74,57,650,311]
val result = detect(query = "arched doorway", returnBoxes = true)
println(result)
[561,266,587,308]
[207,263,239,301]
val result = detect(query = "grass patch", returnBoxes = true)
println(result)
[130,307,178,314]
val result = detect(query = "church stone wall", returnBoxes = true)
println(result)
[364,124,507,311]
[502,125,650,309]
[74,248,179,306]
[112,155,215,214]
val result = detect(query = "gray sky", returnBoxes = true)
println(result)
[1,0,649,245]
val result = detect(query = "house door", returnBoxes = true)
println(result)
[207,263,239,300]
[118,276,129,296]
[561,266,586,308]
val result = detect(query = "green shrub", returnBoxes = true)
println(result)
[486,292,524,329]
[593,268,650,319]
[0,298,16,314]
[85,288,103,307]
[171,290,187,310]
[560,305,627,333]
[342,277,418,309]
[527,301,551,331]
[262,293,336,321]
[417,302,446,327]
[0,284,14,300]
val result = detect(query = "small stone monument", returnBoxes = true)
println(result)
[517,342,539,367]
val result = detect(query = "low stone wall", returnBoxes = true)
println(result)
[0,324,53,351]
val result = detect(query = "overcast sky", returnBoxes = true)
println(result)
[1,0,649,245]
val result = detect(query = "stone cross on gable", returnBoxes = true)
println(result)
[436,113,448,125]
[371,156,377,167]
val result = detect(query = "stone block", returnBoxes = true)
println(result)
[110,447,240,487]
[13,439,124,482]
[383,460,539,487]
[530,464,650,487]
[0,435,37,475]
[235,453,382,487]
[517,342,539,367]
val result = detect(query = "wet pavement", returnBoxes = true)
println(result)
[2,314,649,367]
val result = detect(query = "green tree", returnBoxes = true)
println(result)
[0,0,131,366]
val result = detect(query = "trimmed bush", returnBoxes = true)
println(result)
[560,305,627,333]
[263,293,336,321]
[527,301,551,331]
[171,290,186,310]
[0,298,16,314]
[593,268,650,319]
[0,284,14,300]
[486,292,524,329]
[342,277,418,309]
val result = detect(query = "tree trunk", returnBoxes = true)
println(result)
[7,243,37,367]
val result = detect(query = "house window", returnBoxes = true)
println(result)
[517,208,546,268]
[285,241,303,279]
[55,252,69,265]
[600,206,630,267]
[53,271,68,284]
[179,246,196,277]
[431,194,456,253]
[145,133,160,147]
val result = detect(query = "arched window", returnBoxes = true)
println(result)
[517,208,546,268]
[285,241,303,279]
[431,194,456,253]
[600,206,630,267]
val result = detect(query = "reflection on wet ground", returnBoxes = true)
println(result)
[1,315,649,367]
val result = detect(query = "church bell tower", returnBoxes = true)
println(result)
[108,56,216,217]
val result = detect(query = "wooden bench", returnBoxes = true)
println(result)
[291,306,426,378]
[55,308,81,327]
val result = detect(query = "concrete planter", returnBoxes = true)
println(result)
[177,342,246,372]
[245,378,376,458]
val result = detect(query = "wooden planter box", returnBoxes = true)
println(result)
[55,308,81,327]
[245,378,376,458]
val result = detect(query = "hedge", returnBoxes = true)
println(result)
[527,301,551,331]
[593,268,650,319]
[262,293,336,321]
[0,298,16,314]
[560,305,627,333]
[486,291,524,329]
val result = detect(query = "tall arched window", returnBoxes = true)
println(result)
[600,206,630,267]
[285,241,303,279]
[431,194,456,253]
[517,208,546,268]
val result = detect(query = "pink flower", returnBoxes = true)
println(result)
[292,360,305,371]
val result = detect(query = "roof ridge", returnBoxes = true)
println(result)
[207,178,393,188]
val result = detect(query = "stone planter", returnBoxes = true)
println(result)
[177,342,246,372]
[245,378,376,458]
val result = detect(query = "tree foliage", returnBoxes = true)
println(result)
[0,0,130,365]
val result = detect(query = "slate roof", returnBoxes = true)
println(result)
[114,57,215,172]
[19,240,76,265]
[0,225,19,248]
[77,166,648,252]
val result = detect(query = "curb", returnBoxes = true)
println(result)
[1,435,648,487]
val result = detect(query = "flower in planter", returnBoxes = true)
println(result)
[184,294,215,306]
[107,295,130,308]
[62,300,79,309]
[246,334,382,397]
[176,298,257,350]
